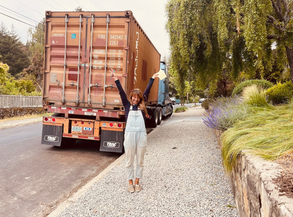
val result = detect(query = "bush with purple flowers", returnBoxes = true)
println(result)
[203,96,249,131]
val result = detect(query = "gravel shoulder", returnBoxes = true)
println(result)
[52,107,238,217]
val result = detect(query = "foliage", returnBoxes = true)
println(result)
[0,62,36,95]
[221,105,293,172]
[27,18,45,58]
[214,70,236,97]
[203,96,249,131]
[166,0,226,94]
[266,81,293,104]
[174,106,187,113]
[242,85,274,109]
[23,50,44,91]
[201,98,211,110]
[0,22,43,95]
[1,78,35,95]
[0,24,30,76]
[263,47,289,83]
[0,107,46,119]
[0,62,9,84]
[232,79,274,96]
[166,0,293,96]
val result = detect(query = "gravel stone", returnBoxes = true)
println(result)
[57,107,238,217]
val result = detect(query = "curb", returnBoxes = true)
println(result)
[0,117,43,130]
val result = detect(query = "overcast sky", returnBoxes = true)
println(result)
[0,0,170,58]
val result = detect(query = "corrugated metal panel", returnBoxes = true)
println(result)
[43,11,160,110]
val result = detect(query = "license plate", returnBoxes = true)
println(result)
[72,126,82,132]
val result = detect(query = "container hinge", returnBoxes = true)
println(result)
[106,14,110,23]
[65,15,69,23]
[91,14,95,23]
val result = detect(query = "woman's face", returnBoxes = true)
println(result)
[131,94,140,105]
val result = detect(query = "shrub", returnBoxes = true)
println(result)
[221,106,293,172]
[266,81,293,105]
[232,79,273,96]
[174,106,187,113]
[242,85,274,109]
[201,98,211,110]
[203,96,249,131]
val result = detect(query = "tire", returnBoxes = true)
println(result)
[146,108,158,128]
[157,107,162,125]
[59,137,74,148]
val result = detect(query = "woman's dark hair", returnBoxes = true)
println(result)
[129,89,147,115]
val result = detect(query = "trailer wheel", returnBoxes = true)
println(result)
[147,108,158,128]
[60,137,74,148]
[157,107,162,125]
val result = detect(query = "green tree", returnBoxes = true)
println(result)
[0,24,30,76]
[166,0,293,93]
[22,50,44,92]
[0,62,9,84]
[27,18,45,58]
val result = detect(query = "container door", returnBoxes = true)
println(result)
[46,14,88,107]
[45,12,129,109]
[87,14,129,108]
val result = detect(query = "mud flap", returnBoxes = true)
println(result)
[100,130,124,153]
[41,124,63,146]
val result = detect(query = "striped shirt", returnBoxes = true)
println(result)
[115,78,154,121]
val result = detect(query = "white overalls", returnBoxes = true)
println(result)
[124,106,147,180]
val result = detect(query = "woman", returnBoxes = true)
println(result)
[110,68,159,193]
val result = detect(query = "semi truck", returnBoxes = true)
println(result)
[41,10,173,153]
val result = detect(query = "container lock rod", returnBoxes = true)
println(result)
[102,14,110,107]
[62,14,69,104]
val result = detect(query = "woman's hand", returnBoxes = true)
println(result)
[109,68,118,80]
[152,72,160,79]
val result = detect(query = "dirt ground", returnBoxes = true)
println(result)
[273,152,293,199]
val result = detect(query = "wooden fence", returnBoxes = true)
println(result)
[0,95,43,108]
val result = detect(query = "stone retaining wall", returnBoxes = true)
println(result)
[230,153,293,217]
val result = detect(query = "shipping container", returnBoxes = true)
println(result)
[42,11,173,152]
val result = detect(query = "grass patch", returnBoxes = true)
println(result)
[174,106,187,113]
[221,105,293,172]
[242,85,274,109]
[0,113,53,122]
[205,84,293,172]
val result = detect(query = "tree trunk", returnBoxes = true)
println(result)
[286,46,293,84]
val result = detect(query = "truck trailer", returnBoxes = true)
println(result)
[41,10,173,153]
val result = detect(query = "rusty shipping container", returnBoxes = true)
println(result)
[42,11,173,152]
[43,10,160,110]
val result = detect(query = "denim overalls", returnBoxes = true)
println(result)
[124,106,147,180]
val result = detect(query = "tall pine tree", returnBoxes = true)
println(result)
[0,23,30,76]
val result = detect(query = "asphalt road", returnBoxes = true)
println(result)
[0,122,121,217]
